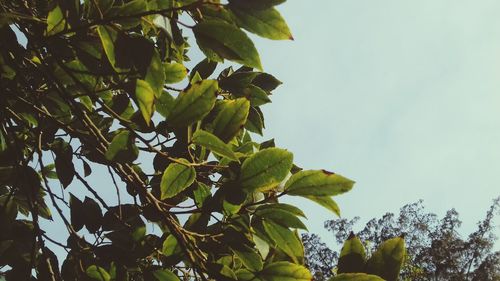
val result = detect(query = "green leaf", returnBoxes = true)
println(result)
[164,62,188,84]
[256,203,306,218]
[97,25,118,70]
[255,207,307,230]
[212,98,250,142]
[365,237,406,281]
[193,182,211,207]
[86,265,111,281]
[162,235,181,256]
[145,49,165,98]
[232,245,263,272]
[152,269,180,281]
[160,162,196,199]
[156,91,175,118]
[328,273,385,281]
[262,220,303,263]
[338,233,366,274]
[259,262,311,281]
[46,5,66,35]
[240,148,293,192]
[135,79,155,126]
[253,234,270,260]
[285,170,354,196]
[229,6,293,40]
[167,80,218,127]
[193,20,262,70]
[207,263,237,280]
[105,130,139,163]
[192,129,238,161]
[304,195,341,217]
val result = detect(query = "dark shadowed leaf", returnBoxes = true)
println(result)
[194,20,262,70]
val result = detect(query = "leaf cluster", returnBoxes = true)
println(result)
[0,0,355,280]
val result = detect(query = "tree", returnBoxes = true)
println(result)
[0,0,358,280]
[303,198,500,281]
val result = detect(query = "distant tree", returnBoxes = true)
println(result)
[303,198,500,281]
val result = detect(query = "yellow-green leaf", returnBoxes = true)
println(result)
[285,170,354,196]
[46,5,67,35]
[164,62,187,84]
[86,265,111,281]
[240,148,293,192]
[212,98,250,142]
[304,195,341,217]
[365,237,406,281]
[135,79,155,126]
[262,220,303,263]
[97,25,118,70]
[259,262,311,281]
[192,130,238,161]
[160,162,196,199]
[229,6,293,40]
[145,49,165,98]
[338,233,366,274]
[167,80,218,127]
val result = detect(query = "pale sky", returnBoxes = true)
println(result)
[253,1,500,244]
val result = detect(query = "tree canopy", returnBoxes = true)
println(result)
[303,198,500,281]
[0,0,359,280]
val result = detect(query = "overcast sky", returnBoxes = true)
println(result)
[251,1,500,244]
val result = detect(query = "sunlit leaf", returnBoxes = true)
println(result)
[167,80,218,127]
[240,148,293,192]
[192,129,238,161]
[285,170,354,196]
[212,98,250,142]
[160,162,196,199]
[259,262,311,281]
[229,5,293,40]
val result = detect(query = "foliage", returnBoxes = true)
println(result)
[0,0,357,280]
[303,198,500,281]
[309,233,405,281]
